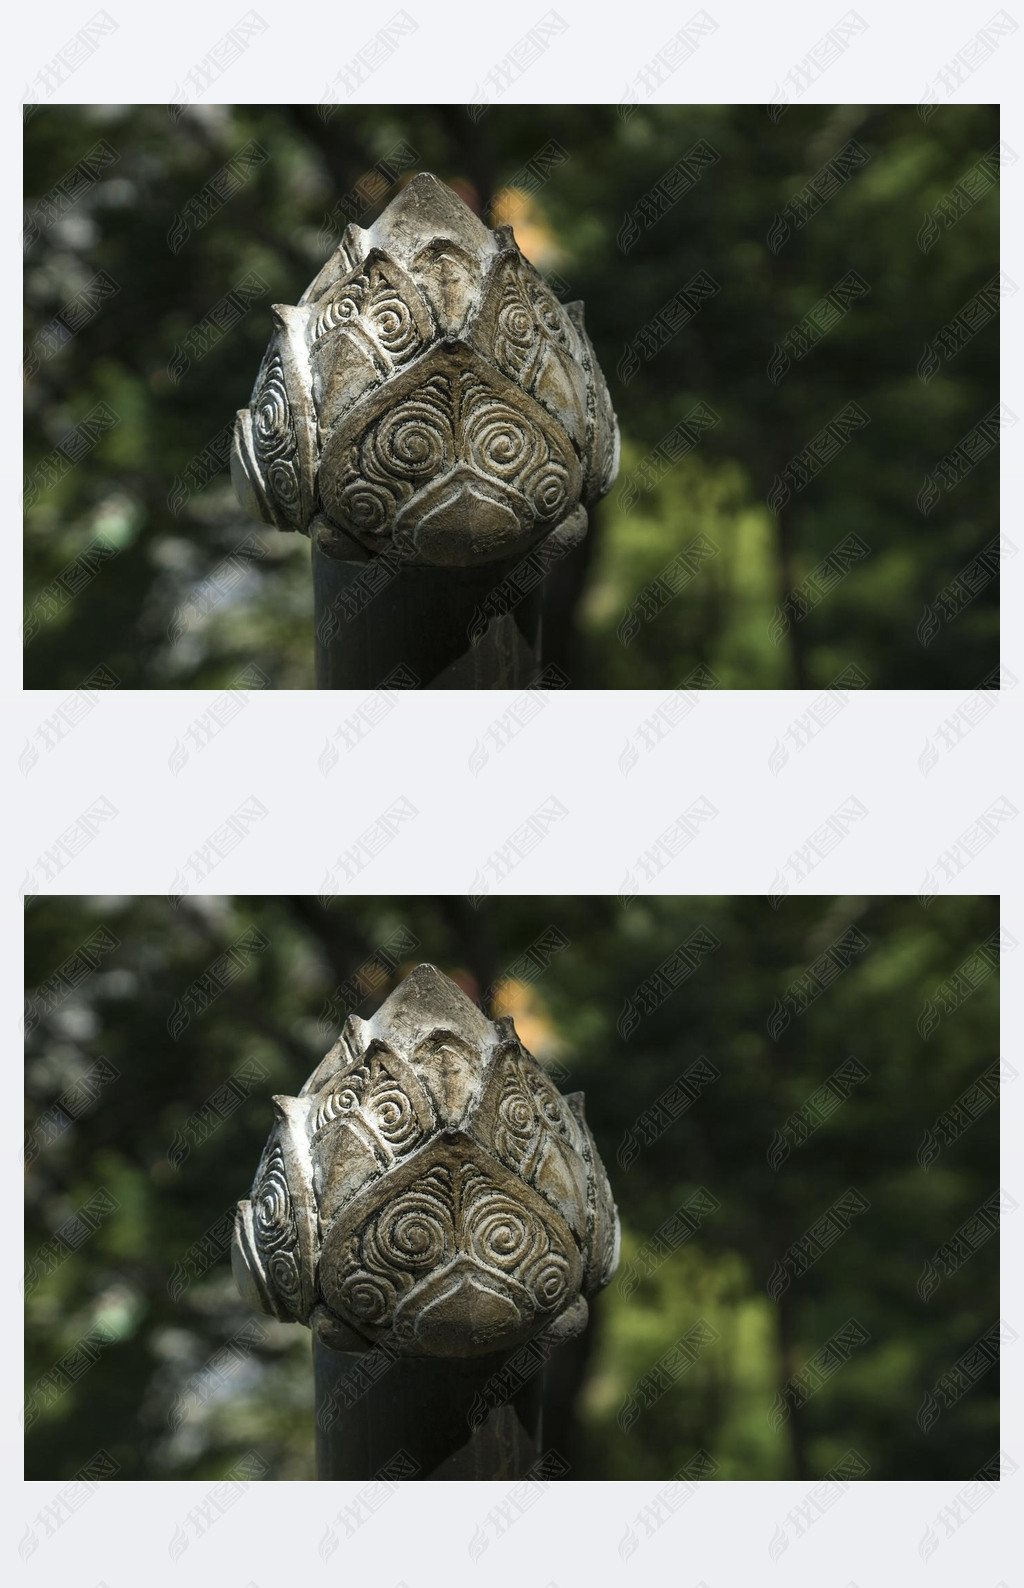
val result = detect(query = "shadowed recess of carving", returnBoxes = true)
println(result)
[231,173,619,568]
[233,963,619,1357]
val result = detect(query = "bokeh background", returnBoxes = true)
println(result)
[24,104,1000,690]
[25,894,1000,1480]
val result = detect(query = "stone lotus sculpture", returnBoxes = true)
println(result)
[233,964,619,1357]
[231,173,619,567]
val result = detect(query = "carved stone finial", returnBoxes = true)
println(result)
[232,964,619,1357]
[231,172,619,567]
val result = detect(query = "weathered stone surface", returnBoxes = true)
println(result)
[232,173,619,567]
[233,964,620,1357]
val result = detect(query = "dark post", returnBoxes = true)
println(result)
[230,173,620,689]
[313,1340,543,1480]
[232,964,620,1481]
[311,542,542,689]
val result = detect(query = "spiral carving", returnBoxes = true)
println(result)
[500,1090,534,1139]
[365,1078,419,1149]
[267,1248,303,1311]
[232,172,618,563]
[311,267,423,370]
[253,1146,293,1252]
[370,293,417,357]
[364,1168,453,1271]
[324,353,580,552]
[383,1197,451,1268]
[463,400,536,480]
[309,1051,429,1170]
[494,1067,538,1171]
[338,1268,395,1326]
[371,397,453,483]
[267,457,300,511]
[488,268,544,380]
[313,289,362,342]
[252,356,294,461]
[459,377,573,520]
[522,1249,571,1311]
[233,961,618,1358]
[248,352,302,530]
[533,288,568,344]
[523,459,571,522]
[465,1191,538,1272]
[337,479,394,534]
[529,1072,574,1141]
[312,1085,361,1134]
[496,292,536,368]
[331,1149,580,1344]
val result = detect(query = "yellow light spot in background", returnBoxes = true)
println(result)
[490,188,562,271]
[491,976,564,1063]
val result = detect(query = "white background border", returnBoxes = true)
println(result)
[8,1,1021,1583]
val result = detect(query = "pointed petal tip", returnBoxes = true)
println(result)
[369,962,492,1045]
[367,171,493,263]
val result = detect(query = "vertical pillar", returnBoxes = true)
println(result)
[311,541,542,689]
[313,1340,543,1480]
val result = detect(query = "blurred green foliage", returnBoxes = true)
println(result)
[24,105,999,689]
[25,894,1000,1480]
